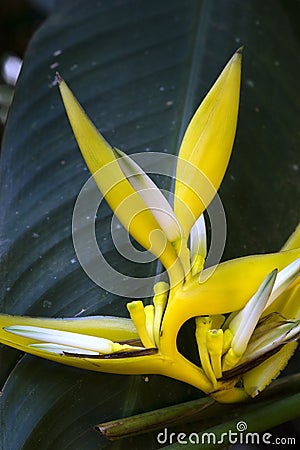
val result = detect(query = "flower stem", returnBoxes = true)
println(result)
[95,374,300,441]
[95,397,215,440]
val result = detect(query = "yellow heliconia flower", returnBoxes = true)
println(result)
[0,50,299,404]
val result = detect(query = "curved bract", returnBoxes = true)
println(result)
[160,249,300,358]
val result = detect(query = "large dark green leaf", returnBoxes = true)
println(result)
[0,0,299,449]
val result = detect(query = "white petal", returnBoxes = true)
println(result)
[114,148,181,242]
[264,257,300,309]
[241,321,300,363]
[230,269,277,356]
[190,213,207,261]
[5,325,114,354]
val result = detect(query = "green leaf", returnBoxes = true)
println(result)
[0,0,299,449]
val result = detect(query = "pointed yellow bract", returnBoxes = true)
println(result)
[174,49,242,239]
[57,76,184,286]
[281,223,300,251]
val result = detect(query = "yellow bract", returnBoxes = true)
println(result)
[174,49,242,239]
[242,341,298,397]
[159,249,300,359]
[57,76,185,286]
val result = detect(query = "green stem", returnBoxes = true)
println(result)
[95,373,300,441]
[95,397,215,440]
[163,392,300,449]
